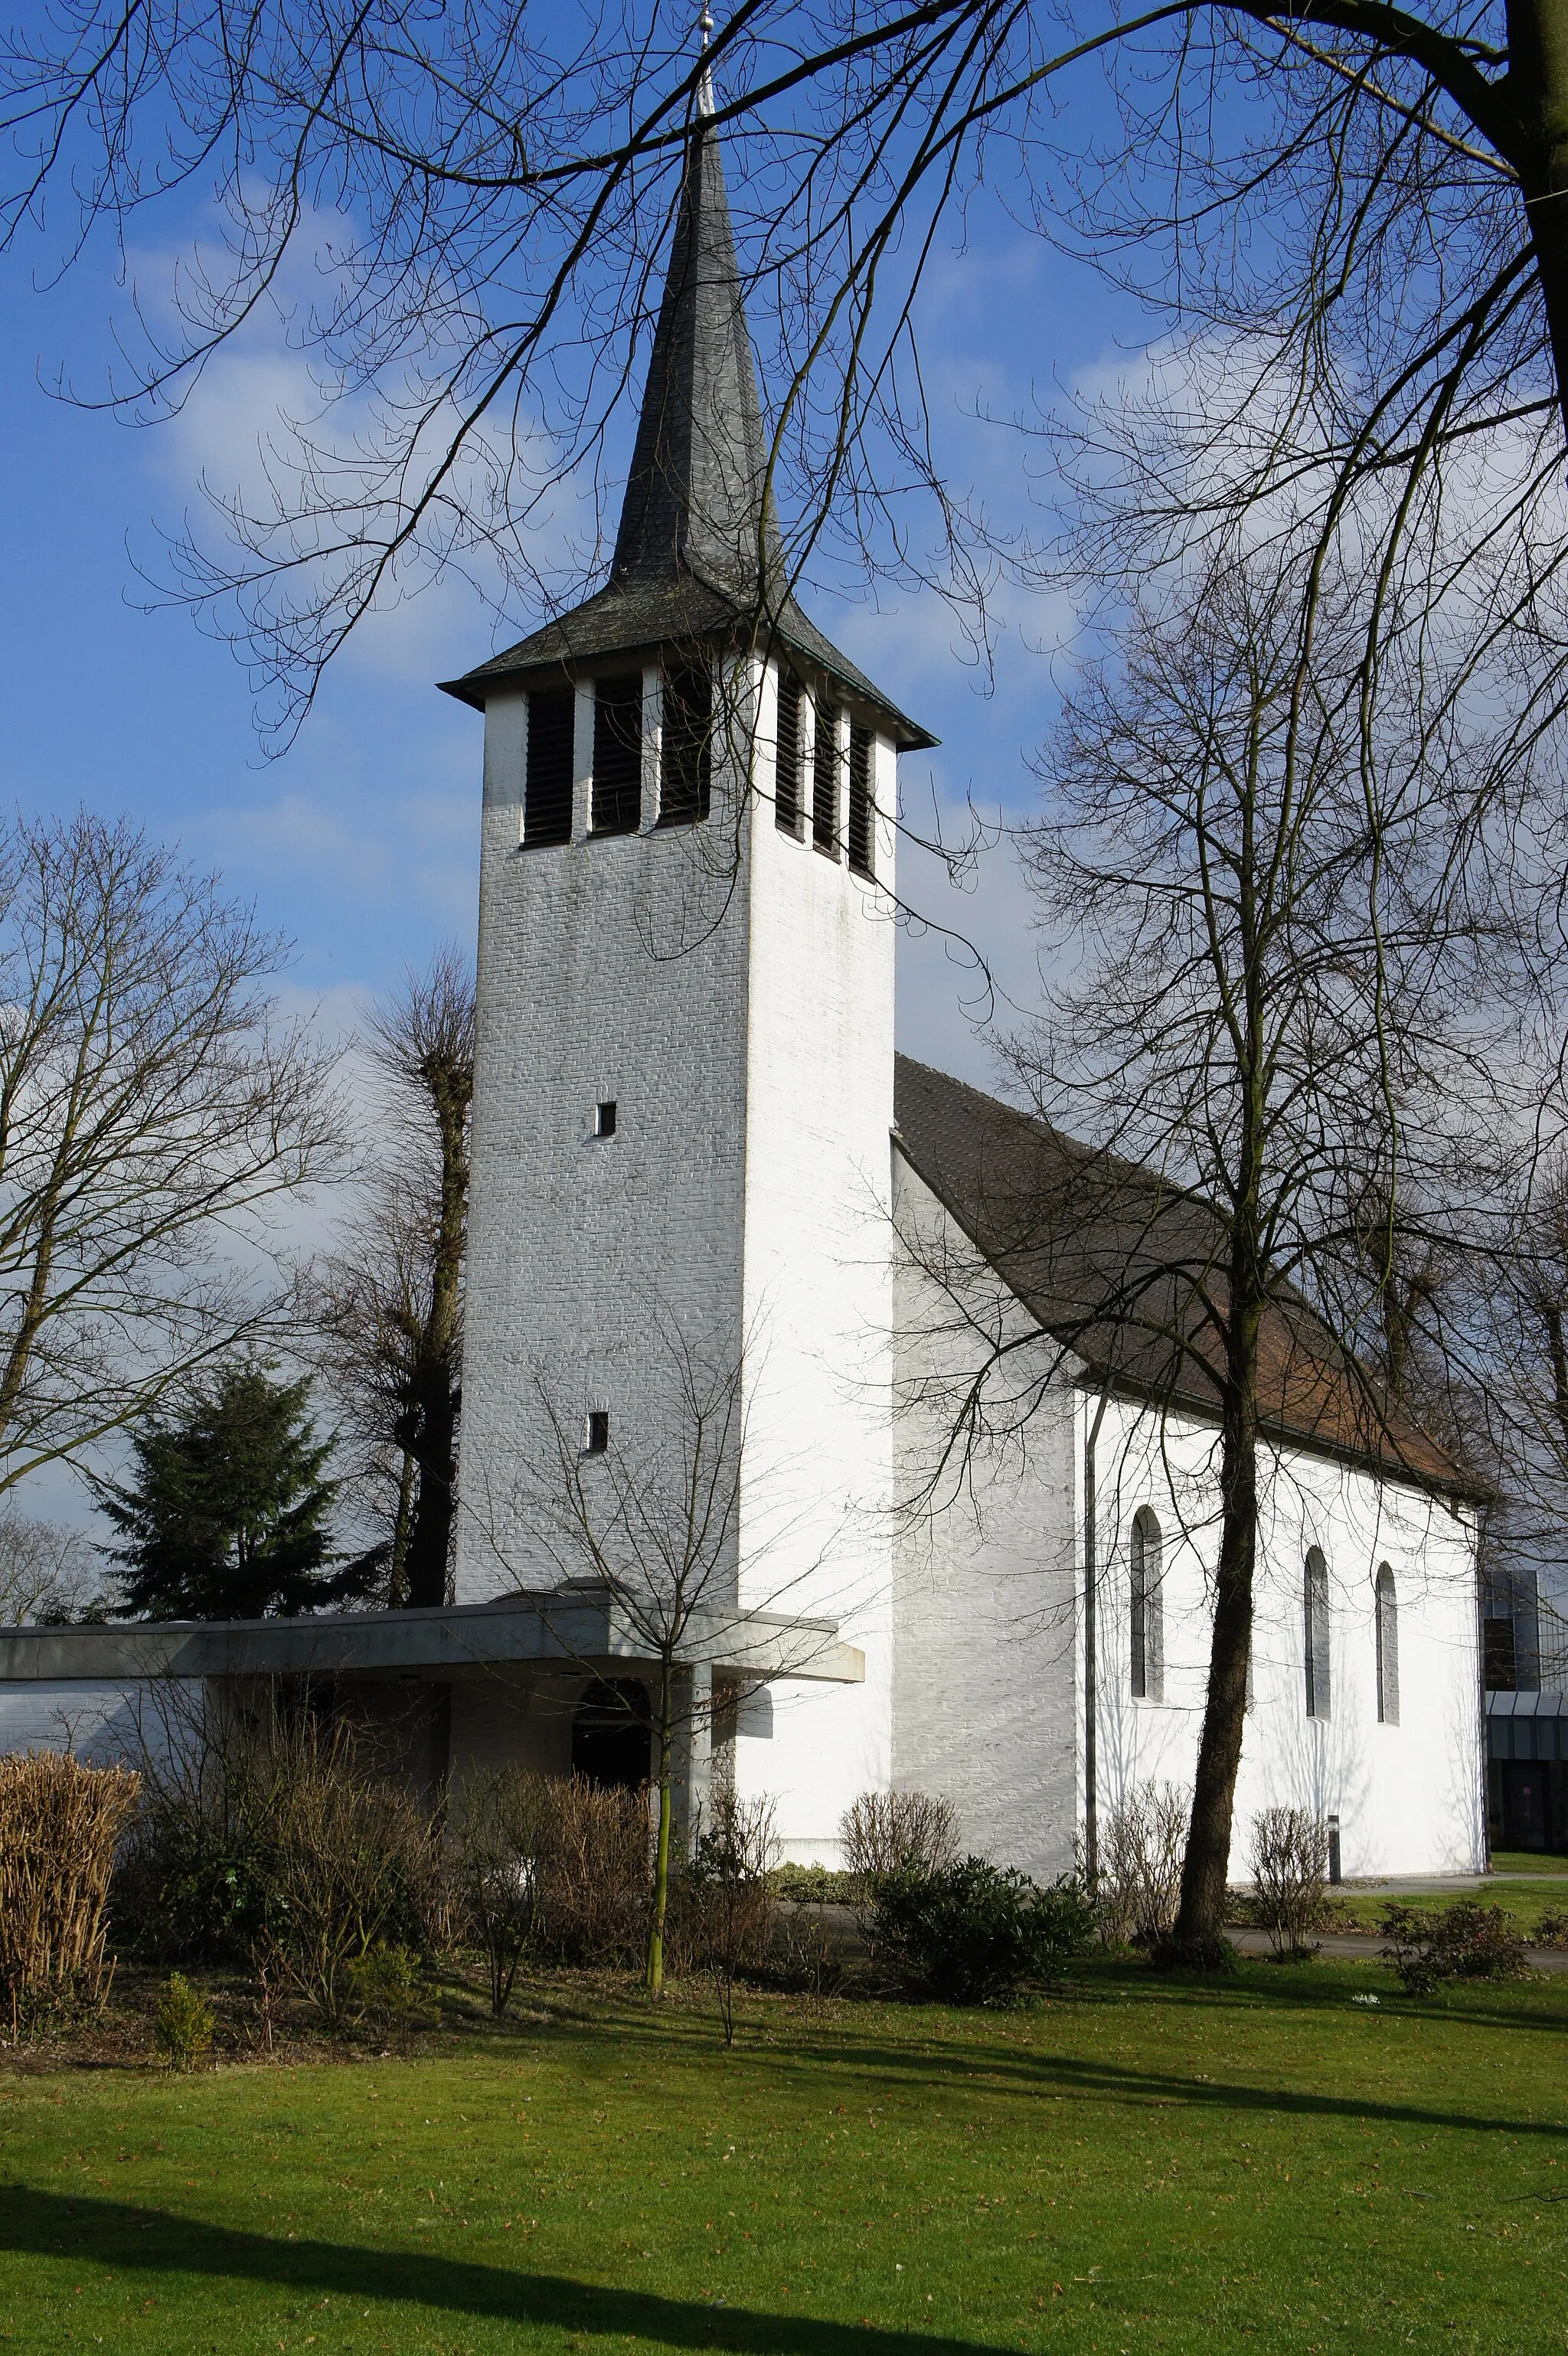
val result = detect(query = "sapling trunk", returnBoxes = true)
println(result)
[646,1661,675,1994]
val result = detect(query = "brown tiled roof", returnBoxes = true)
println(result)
[893,1054,1466,1495]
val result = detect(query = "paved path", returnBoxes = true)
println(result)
[1226,1926,1568,1973]
[1339,1871,1568,1897]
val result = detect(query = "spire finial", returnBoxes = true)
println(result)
[696,5,715,113]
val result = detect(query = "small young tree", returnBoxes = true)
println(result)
[497,1304,826,1995]
[100,1361,363,1619]
[686,1781,776,2046]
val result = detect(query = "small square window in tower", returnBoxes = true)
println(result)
[812,699,840,855]
[775,672,803,837]
[659,656,712,826]
[524,686,575,846]
[848,722,875,878]
[591,674,643,835]
[593,1100,617,1139]
[583,1409,609,1456]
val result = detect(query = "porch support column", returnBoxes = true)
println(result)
[673,1660,713,1858]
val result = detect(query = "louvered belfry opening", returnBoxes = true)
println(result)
[848,721,874,877]
[440,77,934,845]
[659,655,713,826]
[592,675,643,835]
[813,700,839,854]
[525,686,575,845]
[775,671,802,835]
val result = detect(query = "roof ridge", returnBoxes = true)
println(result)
[891,1051,1471,1497]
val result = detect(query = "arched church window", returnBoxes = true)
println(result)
[1375,1564,1400,1725]
[1305,1547,1331,1720]
[1131,1507,1164,1702]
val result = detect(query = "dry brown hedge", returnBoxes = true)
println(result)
[0,1750,139,2028]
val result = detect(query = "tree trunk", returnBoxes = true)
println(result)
[1171,1235,1266,1956]
[401,1070,469,1609]
[1508,0,1568,438]
[403,1364,457,1607]
[646,1664,674,1995]
[388,1446,416,1609]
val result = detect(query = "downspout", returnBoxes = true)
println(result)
[1083,1386,1111,1891]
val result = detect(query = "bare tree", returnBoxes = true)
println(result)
[311,949,474,1608]
[0,0,1557,803]
[0,808,346,1497]
[959,533,1544,1956]
[0,1510,103,1625]
[488,1302,828,1995]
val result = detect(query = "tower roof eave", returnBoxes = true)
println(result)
[438,577,939,751]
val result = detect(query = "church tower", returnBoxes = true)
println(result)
[442,77,933,1857]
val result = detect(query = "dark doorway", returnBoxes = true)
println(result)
[571,1678,652,1789]
[1502,1761,1552,1850]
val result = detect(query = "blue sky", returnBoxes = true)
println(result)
[0,113,1137,1074]
[0,67,1140,1533]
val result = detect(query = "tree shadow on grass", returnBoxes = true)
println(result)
[0,2189,1012,2354]
[733,2027,1568,2145]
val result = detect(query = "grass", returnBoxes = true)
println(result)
[2,1957,1568,2354]
[1488,1851,1568,1880]
[1322,1858,1568,1939]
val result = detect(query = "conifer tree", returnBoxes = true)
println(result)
[102,1364,359,1620]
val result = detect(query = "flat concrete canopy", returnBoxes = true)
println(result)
[0,1592,865,1687]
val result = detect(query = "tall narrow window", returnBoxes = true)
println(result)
[591,674,642,835]
[1130,1507,1163,1702]
[775,672,802,836]
[1375,1564,1400,1725]
[660,656,711,826]
[812,698,840,855]
[524,686,574,846]
[1305,1547,1331,1719]
[848,722,874,878]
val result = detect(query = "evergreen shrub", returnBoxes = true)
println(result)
[153,1971,214,2070]
[872,1857,1093,2005]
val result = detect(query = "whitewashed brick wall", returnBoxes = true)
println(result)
[889,1155,1483,1881]
[456,661,900,1863]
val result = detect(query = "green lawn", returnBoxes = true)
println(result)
[1489,1851,1568,1880]
[3,1959,1567,2354]
[1328,1882,1568,1938]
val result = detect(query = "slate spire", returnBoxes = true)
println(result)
[611,67,781,600]
[442,31,935,750]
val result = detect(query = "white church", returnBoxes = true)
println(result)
[0,88,1485,1884]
